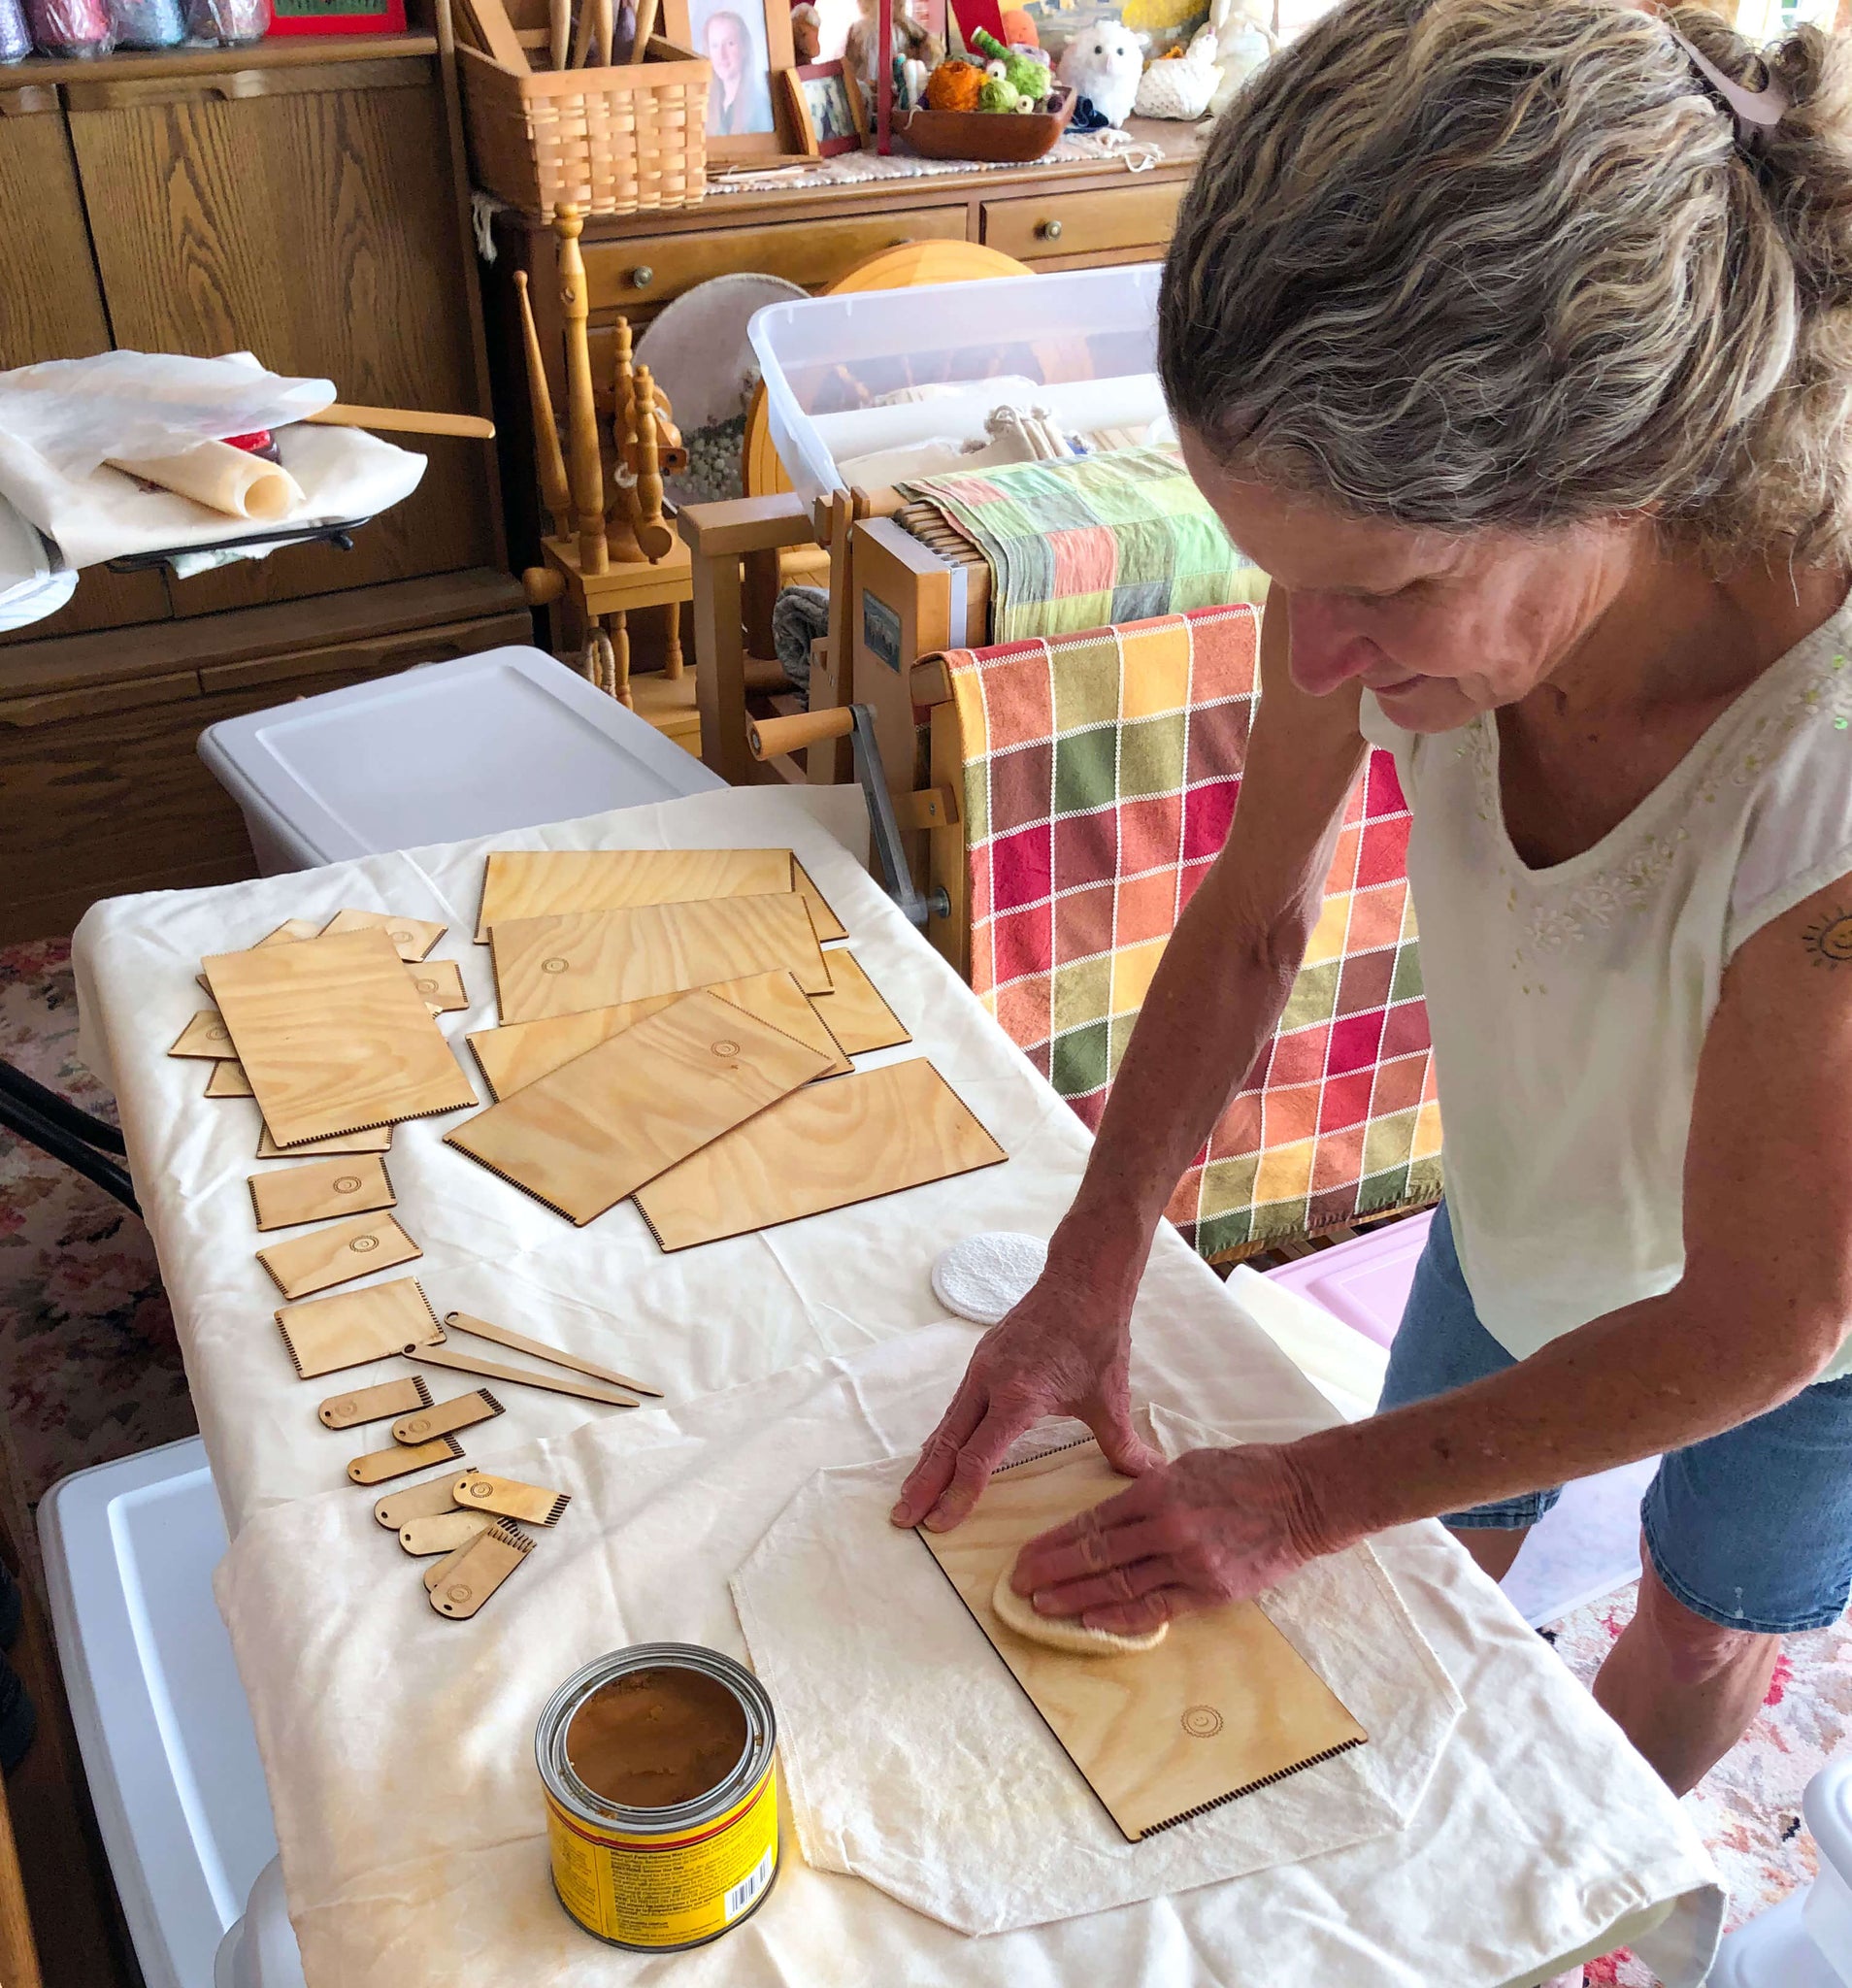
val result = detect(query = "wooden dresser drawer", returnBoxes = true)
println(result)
[981,182,1186,262]
[582,205,970,313]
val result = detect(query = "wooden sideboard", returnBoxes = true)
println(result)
[0,35,523,944]
[483,121,1203,565]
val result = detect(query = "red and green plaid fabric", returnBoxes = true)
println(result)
[903,445,1267,645]
[939,605,1442,1260]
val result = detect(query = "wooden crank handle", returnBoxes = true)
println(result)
[748,707,854,761]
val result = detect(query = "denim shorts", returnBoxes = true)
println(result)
[1377,1200,1852,1635]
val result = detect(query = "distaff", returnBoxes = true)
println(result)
[893,0,1852,1824]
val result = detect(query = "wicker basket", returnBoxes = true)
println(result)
[457,37,711,220]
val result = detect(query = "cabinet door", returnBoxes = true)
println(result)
[66,59,497,613]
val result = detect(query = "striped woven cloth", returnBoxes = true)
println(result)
[937,604,1442,1260]
[902,445,1267,645]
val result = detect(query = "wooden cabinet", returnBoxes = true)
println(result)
[0,84,110,366]
[981,181,1188,264]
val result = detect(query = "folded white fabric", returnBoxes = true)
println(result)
[214,1327,1721,1988]
[731,1405,1464,1935]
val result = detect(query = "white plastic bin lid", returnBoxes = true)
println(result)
[198,646,723,870]
[38,1438,284,1988]
[749,263,1165,511]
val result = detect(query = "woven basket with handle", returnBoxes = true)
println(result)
[458,36,711,220]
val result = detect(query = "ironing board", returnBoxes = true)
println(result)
[69,783,1719,1987]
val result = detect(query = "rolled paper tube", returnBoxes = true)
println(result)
[106,439,303,522]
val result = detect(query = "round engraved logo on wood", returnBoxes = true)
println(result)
[711,1040,742,1058]
[1180,1706,1223,1739]
[543,957,569,974]
[350,1235,379,1253]
[334,1175,361,1192]
[403,1418,430,1438]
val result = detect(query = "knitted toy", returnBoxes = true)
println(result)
[1132,21,1220,118]
[1057,20,1143,128]
[971,26,1052,104]
[999,7,1037,48]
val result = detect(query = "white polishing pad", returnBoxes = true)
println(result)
[931,1232,1048,1326]
[990,1564,1169,1655]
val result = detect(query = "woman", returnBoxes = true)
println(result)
[893,0,1852,1816]
[704,7,773,136]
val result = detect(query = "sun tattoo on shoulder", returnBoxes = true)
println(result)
[1803,906,1852,969]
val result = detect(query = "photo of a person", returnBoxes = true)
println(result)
[697,0,775,136]
[803,71,855,142]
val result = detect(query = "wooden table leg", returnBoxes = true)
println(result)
[610,610,632,708]
[663,601,683,680]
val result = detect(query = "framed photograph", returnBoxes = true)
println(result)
[666,0,799,160]
[783,57,867,156]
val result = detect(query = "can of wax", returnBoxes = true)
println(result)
[537,1643,779,1951]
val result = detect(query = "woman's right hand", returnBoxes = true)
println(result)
[888,1251,1157,1533]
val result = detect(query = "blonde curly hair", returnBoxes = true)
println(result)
[1158,0,1852,565]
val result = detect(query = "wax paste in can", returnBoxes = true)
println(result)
[537,1642,778,1951]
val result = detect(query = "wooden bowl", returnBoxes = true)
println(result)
[897,86,1075,164]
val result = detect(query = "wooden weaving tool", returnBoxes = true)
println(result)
[276,1276,446,1380]
[451,1471,570,1527]
[248,1154,395,1232]
[446,988,832,1222]
[398,1510,493,1557]
[256,1122,393,1160]
[391,1389,504,1444]
[920,1439,1367,1842]
[474,846,845,944]
[169,1011,237,1059]
[205,1060,254,1098]
[319,1375,431,1430]
[408,960,469,1012]
[317,909,446,962]
[491,894,831,1022]
[430,1520,532,1619]
[635,1057,1006,1250]
[257,1210,421,1301]
[375,1472,474,1531]
[411,1343,640,1407]
[814,950,910,1054]
[348,1434,465,1486]
[445,1309,659,1398]
[205,929,476,1147]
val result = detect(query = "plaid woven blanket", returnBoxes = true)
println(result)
[903,445,1267,645]
[938,605,1441,1260]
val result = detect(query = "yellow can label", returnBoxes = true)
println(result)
[547,1766,778,1949]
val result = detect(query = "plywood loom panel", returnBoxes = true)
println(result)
[248,1154,396,1232]
[257,1209,421,1300]
[815,949,910,1054]
[206,1059,254,1098]
[169,1010,238,1059]
[467,968,847,1099]
[475,846,846,943]
[445,988,833,1224]
[408,959,468,1012]
[490,894,831,1024]
[319,908,446,961]
[634,1057,1006,1251]
[257,1121,394,1160]
[204,929,478,1147]
[921,1440,1368,1841]
[274,1276,445,1380]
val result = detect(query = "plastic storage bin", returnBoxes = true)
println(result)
[748,263,1166,510]
[197,646,723,874]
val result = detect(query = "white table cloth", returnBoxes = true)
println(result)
[72,783,1723,1986]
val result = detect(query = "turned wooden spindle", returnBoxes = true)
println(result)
[513,270,572,542]
[553,204,608,577]
[632,361,667,562]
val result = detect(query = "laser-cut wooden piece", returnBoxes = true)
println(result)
[490,894,831,1024]
[466,968,847,1100]
[248,1155,395,1232]
[347,1433,463,1485]
[450,1471,570,1527]
[275,1276,445,1380]
[431,1520,532,1618]
[257,1210,420,1300]
[256,1121,393,1159]
[920,1439,1368,1842]
[423,1536,476,1589]
[257,918,323,946]
[392,1389,503,1444]
[375,1470,471,1531]
[206,1059,254,1097]
[204,929,477,1147]
[444,1309,660,1398]
[411,1343,640,1407]
[445,989,832,1224]
[407,959,468,1012]
[318,909,446,961]
[169,1010,237,1059]
[398,1510,493,1557]
[814,949,910,1054]
[635,1057,1006,1251]
[474,846,846,944]
[318,1375,430,1430]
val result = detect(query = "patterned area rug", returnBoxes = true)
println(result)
[0,940,1847,1975]
[0,939,193,1557]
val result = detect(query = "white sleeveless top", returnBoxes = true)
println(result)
[1359,600,1852,1378]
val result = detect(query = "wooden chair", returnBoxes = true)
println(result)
[513,203,692,711]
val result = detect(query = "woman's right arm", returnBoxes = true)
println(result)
[891,594,1370,1530]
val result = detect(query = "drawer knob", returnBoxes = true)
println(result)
[630,265,655,289]
[1037,218,1063,241]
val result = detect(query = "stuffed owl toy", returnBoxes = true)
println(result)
[1057,21,1143,130]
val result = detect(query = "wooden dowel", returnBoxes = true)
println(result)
[632,360,672,563]
[461,0,530,70]
[593,0,612,64]
[445,1309,660,1397]
[555,205,609,576]
[302,404,496,440]
[548,0,568,66]
[628,0,657,59]
[749,706,854,761]
[513,271,573,541]
[570,0,594,64]
[413,1342,640,1407]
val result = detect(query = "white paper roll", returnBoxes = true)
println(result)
[105,439,303,521]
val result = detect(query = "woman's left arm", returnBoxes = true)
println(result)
[1012,876,1852,1634]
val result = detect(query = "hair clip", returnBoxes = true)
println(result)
[1665,23,1787,153]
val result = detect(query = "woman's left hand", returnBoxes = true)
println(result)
[1008,1443,1338,1636]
